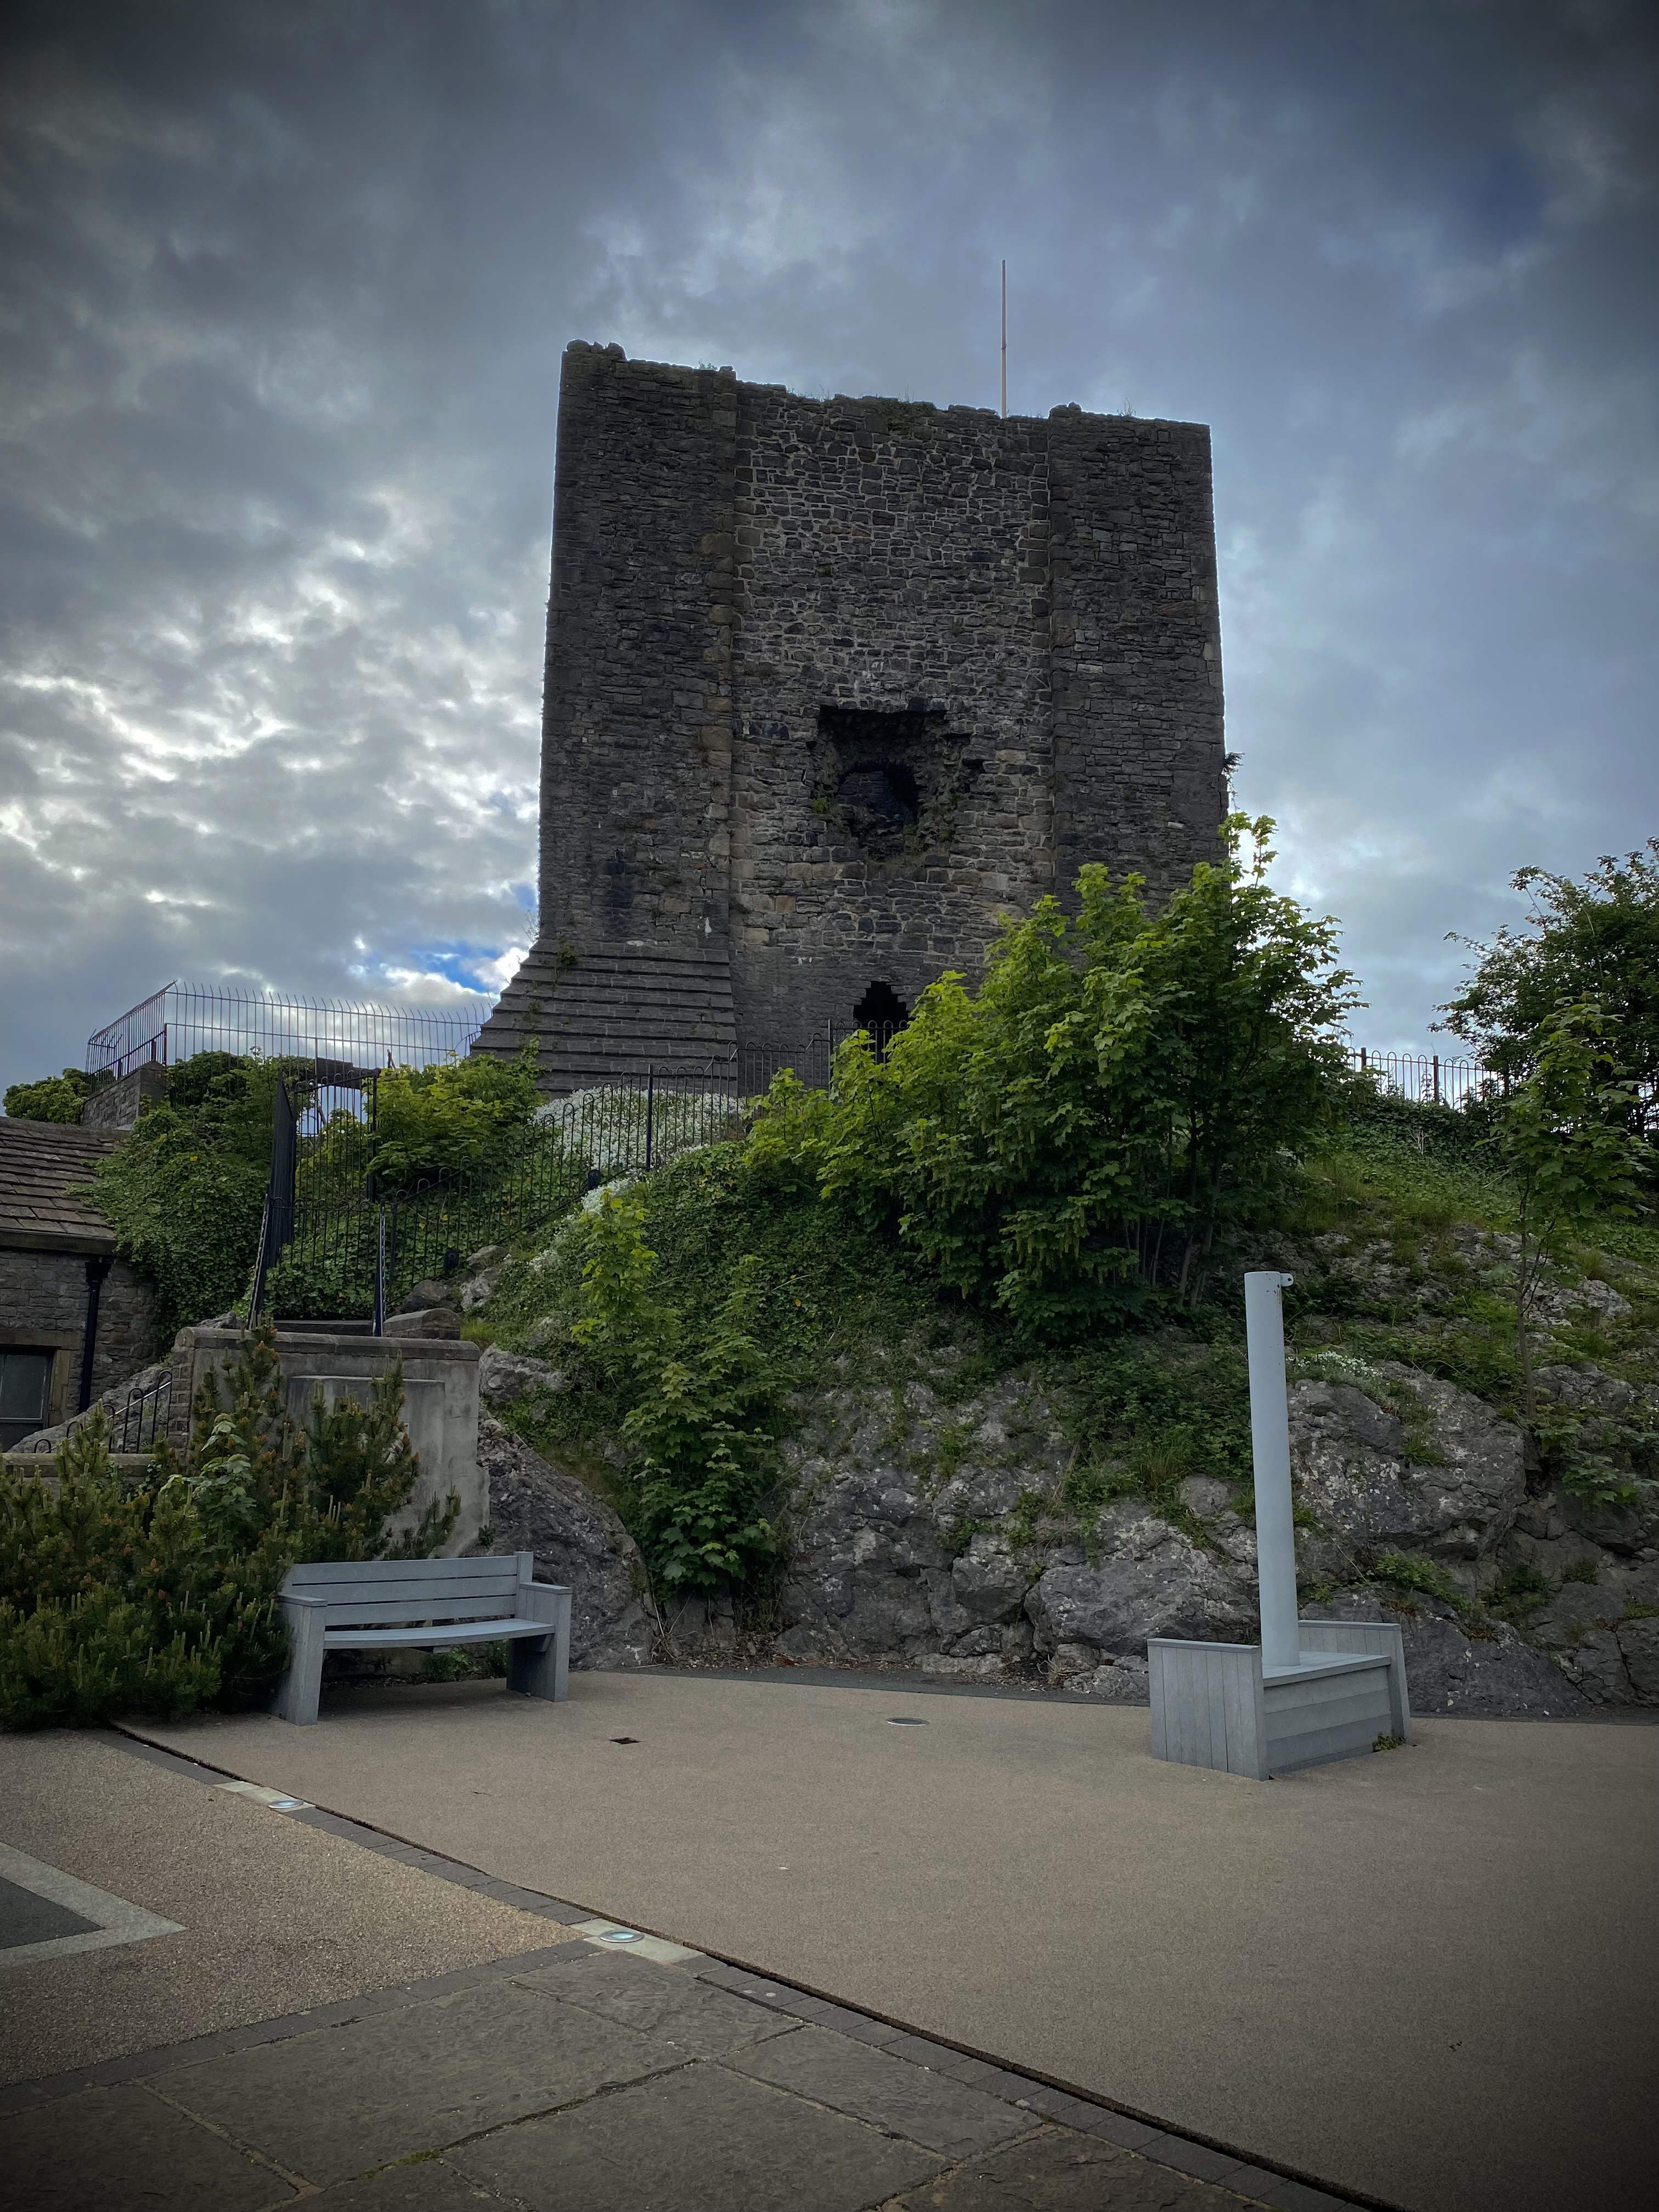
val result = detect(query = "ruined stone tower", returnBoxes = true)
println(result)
[475,341,1226,1091]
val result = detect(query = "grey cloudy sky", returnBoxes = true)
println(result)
[2,0,1655,1093]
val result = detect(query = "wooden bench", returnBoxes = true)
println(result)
[274,1554,572,1726]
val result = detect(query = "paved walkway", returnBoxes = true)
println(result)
[128,1669,1658,2212]
[3,1730,1352,2212]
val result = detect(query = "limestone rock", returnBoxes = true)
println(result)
[1527,1578,1629,1650]
[1551,1627,1633,1702]
[477,1345,566,1407]
[1564,1479,1659,1559]
[950,1533,1032,1625]
[1533,1277,1632,1326]
[478,1413,652,1669]
[460,1265,506,1313]
[918,1652,1006,1682]
[1304,1590,1588,1717]
[1617,1618,1659,1701]
[1025,1502,1256,1661]
[1288,1371,1524,1587]
[398,1277,459,1314]
[1534,1364,1640,1417]
[1063,1654,1151,1703]
[383,1306,461,1339]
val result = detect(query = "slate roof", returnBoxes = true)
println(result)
[0,1119,121,1250]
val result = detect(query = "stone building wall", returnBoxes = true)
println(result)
[0,1246,157,1417]
[478,342,1227,1091]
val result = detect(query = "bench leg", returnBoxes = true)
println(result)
[507,1592,571,1703]
[273,1604,325,1725]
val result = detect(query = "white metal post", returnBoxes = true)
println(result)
[1245,1270,1301,1672]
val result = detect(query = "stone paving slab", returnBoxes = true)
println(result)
[301,2168,503,2211]
[730,2021,1034,2158]
[883,2124,1229,2210]
[5,2079,300,2212]
[132,1671,1657,2212]
[0,1731,559,2081]
[451,2058,949,2211]
[515,1946,798,2055]
[155,1979,676,2186]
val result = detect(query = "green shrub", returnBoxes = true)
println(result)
[87,1054,289,1339]
[751,817,1357,1336]
[1488,1561,1551,1622]
[368,1047,541,1192]
[0,1323,456,1729]
[3,1067,97,1123]
[564,1192,788,1596]
[1366,1551,1466,1609]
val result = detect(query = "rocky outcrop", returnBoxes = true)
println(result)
[1288,1369,1527,1592]
[1025,1508,1257,1658]
[1304,1590,1588,1717]
[477,1345,565,1407]
[466,1302,1657,1708]
[775,1369,1070,1668]
[478,1413,653,1670]
[770,1353,1656,1709]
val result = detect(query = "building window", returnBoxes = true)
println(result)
[0,1348,55,1450]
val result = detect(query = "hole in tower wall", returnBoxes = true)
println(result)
[817,703,963,849]
[854,980,909,1057]
[837,763,919,830]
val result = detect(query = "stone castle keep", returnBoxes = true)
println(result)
[476,341,1226,1090]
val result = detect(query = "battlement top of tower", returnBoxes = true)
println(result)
[560,338,1208,437]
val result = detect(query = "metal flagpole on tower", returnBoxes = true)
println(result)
[1000,259,1007,417]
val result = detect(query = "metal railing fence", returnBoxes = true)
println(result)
[7,1365,171,1457]
[1345,1047,1488,1110]
[86,981,486,1082]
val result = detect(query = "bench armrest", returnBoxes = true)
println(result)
[513,1580,572,1628]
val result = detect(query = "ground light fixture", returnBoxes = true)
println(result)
[1147,1270,1413,1778]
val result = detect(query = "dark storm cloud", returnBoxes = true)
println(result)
[2,0,1655,1090]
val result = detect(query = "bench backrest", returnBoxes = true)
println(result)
[282,1553,531,1627]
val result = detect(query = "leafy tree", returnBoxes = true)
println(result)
[1487,1003,1646,1419]
[754,817,1357,1335]
[0,1322,456,1729]
[1440,842,1659,1138]
[3,1067,96,1122]
[368,1048,541,1191]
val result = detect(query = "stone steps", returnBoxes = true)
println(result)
[473,941,738,1094]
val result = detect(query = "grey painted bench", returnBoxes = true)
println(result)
[274,1554,571,1726]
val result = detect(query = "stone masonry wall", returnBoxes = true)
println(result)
[0,1246,157,1412]
[537,344,737,956]
[728,391,1057,1046]
[1047,409,1226,907]
[480,342,1227,1085]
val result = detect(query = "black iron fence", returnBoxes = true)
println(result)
[1346,1047,1487,1110]
[8,1364,172,1458]
[255,1067,749,1323]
